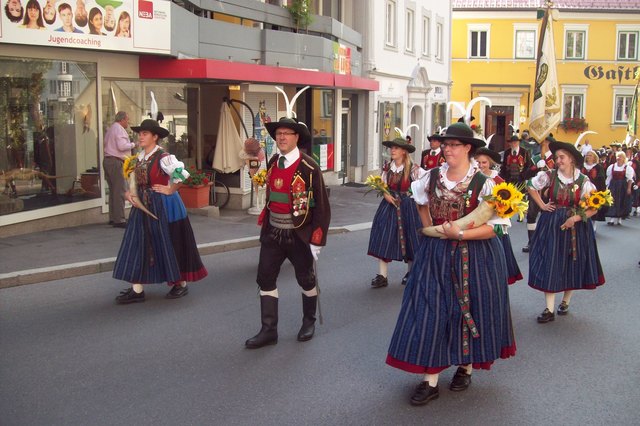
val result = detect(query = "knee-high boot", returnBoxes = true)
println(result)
[245,296,278,349]
[297,294,317,342]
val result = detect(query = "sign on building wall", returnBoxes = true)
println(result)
[333,42,351,75]
[0,0,171,55]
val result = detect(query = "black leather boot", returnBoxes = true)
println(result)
[297,294,317,342]
[522,230,534,253]
[245,296,278,349]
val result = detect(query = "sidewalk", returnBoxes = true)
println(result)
[0,184,379,288]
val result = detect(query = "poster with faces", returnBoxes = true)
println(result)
[0,0,171,54]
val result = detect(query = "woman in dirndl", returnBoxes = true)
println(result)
[368,137,426,288]
[581,149,607,228]
[474,147,522,284]
[528,141,605,323]
[112,119,208,304]
[605,151,634,225]
[386,123,516,406]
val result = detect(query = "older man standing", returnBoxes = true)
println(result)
[103,111,134,228]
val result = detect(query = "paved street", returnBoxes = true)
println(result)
[1,218,639,425]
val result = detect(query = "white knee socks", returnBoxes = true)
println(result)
[302,287,318,297]
[545,292,555,312]
[379,260,388,278]
[132,284,144,294]
[423,373,439,387]
[260,289,279,298]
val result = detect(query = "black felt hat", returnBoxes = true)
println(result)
[439,122,485,148]
[265,117,312,147]
[382,137,416,153]
[131,119,170,139]
[474,147,501,164]
[549,141,584,168]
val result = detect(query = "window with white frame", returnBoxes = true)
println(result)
[563,94,583,119]
[612,86,635,124]
[422,15,430,56]
[564,24,588,60]
[515,29,536,59]
[406,9,414,53]
[436,22,443,60]
[561,85,587,121]
[618,30,638,60]
[468,24,490,58]
[385,0,397,48]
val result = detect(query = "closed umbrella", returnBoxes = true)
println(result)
[213,103,244,173]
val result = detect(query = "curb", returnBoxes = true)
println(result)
[0,223,371,289]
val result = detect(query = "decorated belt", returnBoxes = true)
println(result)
[269,212,295,229]
[450,241,479,356]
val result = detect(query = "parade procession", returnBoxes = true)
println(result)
[1,0,639,424]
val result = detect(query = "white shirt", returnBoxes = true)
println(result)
[529,169,596,194]
[411,162,508,226]
[103,122,134,159]
[137,146,189,184]
[581,144,592,156]
[606,163,635,186]
[278,147,300,169]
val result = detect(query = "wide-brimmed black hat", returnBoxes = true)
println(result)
[427,133,443,143]
[507,134,520,143]
[382,137,416,153]
[474,147,501,164]
[265,117,311,147]
[549,141,584,168]
[131,119,169,139]
[439,122,485,148]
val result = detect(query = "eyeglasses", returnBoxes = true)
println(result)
[275,131,296,137]
[441,142,465,148]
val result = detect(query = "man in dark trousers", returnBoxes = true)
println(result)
[103,111,134,228]
[245,116,331,349]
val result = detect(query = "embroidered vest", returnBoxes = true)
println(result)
[611,166,626,181]
[267,157,301,214]
[422,152,444,170]
[386,168,412,193]
[427,167,487,225]
[548,170,585,207]
[135,150,169,194]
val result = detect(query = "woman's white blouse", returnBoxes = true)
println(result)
[138,146,190,183]
[530,169,596,194]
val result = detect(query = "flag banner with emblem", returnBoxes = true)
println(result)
[529,8,561,142]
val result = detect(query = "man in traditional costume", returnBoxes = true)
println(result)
[420,133,446,171]
[245,93,331,349]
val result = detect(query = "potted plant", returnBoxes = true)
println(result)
[559,117,588,132]
[286,0,313,32]
[178,166,211,209]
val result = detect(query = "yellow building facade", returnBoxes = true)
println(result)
[452,2,640,150]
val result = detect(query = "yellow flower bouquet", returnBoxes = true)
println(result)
[252,169,268,187]
[571,189,614,222]
[422,182,528,238]
[121,154,158,220]
[364,174,391,197]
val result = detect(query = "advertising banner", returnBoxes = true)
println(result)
[0,0,171,55]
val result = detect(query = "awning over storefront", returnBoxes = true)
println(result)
[139,57,379,91]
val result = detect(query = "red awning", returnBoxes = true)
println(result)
[139,57,379,91]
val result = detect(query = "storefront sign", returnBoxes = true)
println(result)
[0,0,171,55]
[584,65,639,84]
[333,42,351,75]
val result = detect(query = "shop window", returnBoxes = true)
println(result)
[311,89,334,171]
[618,31,638,61]
[379,100,403,166]
[102,80,198,168]
[0,57,98,216]
[565,29,586,60]
[563,94,583,119]
[431,102,447,134]
[614,94,633,124]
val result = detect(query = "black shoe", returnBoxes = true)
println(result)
[113,221,127,229]
[166,285,189,299]
[449,367,472,391]
[557,301,569,315]
[537,308,555,323]
[410,382,439,406]
[245,296,279,349]
[115,288,145,304]
[522,245,529,253]
[401,272,409,286]
[371,274,388,288]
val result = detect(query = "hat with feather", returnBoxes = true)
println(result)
[265,86,312,148]
[382,125,418,153]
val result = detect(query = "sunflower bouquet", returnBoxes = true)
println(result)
[122,155,138,179]
[571,189,614,221]
[252,169,268,187]
[421,182,528,238]
[364,174,391,197]
[483,182,529,221]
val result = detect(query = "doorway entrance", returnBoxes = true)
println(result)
[340,98,351,183]
[485,106,514,152]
